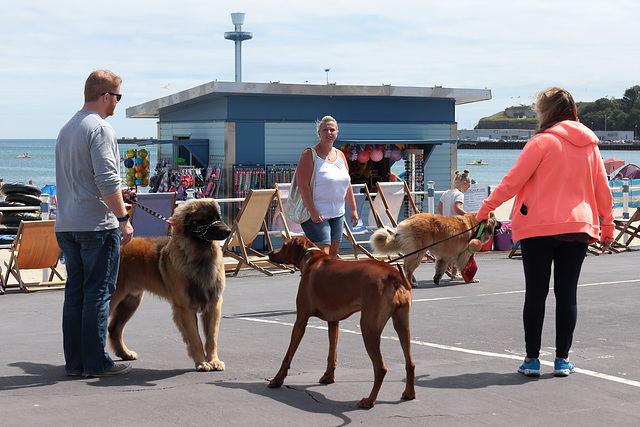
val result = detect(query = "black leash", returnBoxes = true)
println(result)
[384,222,482,264]
[126,190,224,241]
[125,190,170,223]
[131,200,170,222]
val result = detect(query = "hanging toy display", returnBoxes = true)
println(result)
[124,148,150,187]
[390,146,404,162]
[369,145,384,162]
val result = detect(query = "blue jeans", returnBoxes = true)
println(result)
[56,229,121,375]
[300,216,344,246]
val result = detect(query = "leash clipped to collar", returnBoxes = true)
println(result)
[468,220,486,252]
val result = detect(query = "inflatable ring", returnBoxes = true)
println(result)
[5,194,43,207]
[0,201,26,208]
[0,182,41,197]
[0,224,20,235]
[1,212,42,225]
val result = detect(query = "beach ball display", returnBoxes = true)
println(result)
[370,148,384,162]
[390,146,404,162]
[124,148,150,187]
[357,150,370,163]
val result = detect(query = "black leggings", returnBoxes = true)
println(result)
[520,236,588,359]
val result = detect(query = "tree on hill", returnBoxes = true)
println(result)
[578,85,640,133]
[477,85,640,135]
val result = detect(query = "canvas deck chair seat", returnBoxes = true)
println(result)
[3,220,65,293]
[368,181,420,229]
[272,183,305,241]
[129,192,177,237]
[346,181,421,260]
[341,183,382,259]
[222,189,294,276]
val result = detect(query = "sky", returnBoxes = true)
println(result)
[1,0,638,139]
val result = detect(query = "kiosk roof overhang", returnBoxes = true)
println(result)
[126,81,491,119]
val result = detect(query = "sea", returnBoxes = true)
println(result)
[0,139,158,191]
[1,139,640,191]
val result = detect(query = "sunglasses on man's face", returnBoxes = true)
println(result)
[101,92,122,102]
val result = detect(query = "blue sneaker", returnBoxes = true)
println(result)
[518,358,540,376]
[554,358,575,377]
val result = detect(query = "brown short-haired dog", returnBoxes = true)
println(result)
[267,236,415,409]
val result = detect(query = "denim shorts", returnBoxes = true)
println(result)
[300,216,344,246]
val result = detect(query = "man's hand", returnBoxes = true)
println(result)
[120,220,133,245]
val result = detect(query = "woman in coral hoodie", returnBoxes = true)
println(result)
[476,87,614,378]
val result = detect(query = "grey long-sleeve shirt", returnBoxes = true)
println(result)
[55,110,122,232]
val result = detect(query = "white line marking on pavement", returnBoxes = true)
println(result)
[412,278,640,303]
[236,313,640,389]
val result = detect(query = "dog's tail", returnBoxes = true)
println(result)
[370,228,404,255]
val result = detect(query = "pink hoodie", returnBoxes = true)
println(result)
[477,120,614,243]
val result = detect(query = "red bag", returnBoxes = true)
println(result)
[461,254,477,283]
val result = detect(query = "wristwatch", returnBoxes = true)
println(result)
[117,213,130,222]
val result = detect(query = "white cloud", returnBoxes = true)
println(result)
[0,0,638,138]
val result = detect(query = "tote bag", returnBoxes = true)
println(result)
[285,148,317,224]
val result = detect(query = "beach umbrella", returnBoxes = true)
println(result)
[604,157,625,175]
[618,164,640,180]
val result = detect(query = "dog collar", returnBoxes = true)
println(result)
[303,247,322,255]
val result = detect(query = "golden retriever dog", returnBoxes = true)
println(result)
[108,198,231,371]
[371,212,499,287]
[267,236,415,409]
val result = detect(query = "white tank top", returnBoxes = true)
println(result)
[313,147,351,218]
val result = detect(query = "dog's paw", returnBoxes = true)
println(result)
[209,359,225,371]
[196,362,213,372]
[196,360,224,372]
[117,350,138,361]
[410,275,419,288]
[318,373,335,384]
[357,398,375,409]
[401,391,416,400]
[268,378,283,388]
[433,275,441,286]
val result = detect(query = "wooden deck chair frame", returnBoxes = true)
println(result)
[3,220,65,293]
[221,189,294,276]
[608,207,640,252]
[129,192,177,237]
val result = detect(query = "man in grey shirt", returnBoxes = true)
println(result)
[55,69,134,377]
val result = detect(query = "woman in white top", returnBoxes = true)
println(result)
[296,116,358,258]
[438,169,472,279]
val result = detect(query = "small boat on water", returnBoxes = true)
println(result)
[467,159,488,165]
[15,153,33,158]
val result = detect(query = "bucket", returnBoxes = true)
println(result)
[494,233,513,251]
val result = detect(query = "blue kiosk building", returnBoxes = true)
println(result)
[126,81,491,201]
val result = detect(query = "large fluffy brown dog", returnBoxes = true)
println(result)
[108,198,231,371]
[371,212,499,287]
[267,236,415,409]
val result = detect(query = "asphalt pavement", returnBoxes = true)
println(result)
[1,248,639,426]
